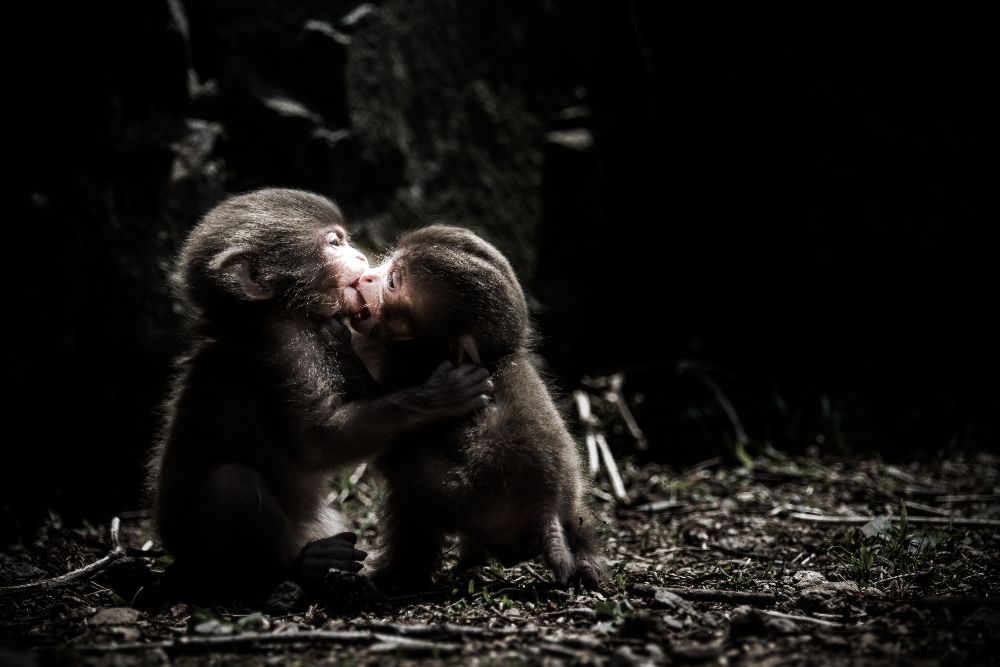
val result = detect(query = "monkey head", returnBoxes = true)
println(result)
[352,225,530,364]
[174,188,371,327]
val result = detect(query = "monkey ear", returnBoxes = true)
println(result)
[456,334,482,365]
[210,247,275,301]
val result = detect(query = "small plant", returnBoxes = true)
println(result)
[610,560,628,592]
[830,504,958,590]
[593,599,630,622]
[716,562,753,591]
[834,538,878,588]
[487,559,508,582]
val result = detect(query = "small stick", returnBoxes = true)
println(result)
[761,610,842,628]
[631,499,684,513]
[358,621,517,638]
[522,563,550,584]
[536,607,596,618]
[572,390,600,476]
[678,457,721,477]
[904,595,1000,609]
[74,630,444,654]
[584,434,599,477]
[895,500,954,517]
[936,494,1000,503]
[604,374,648,450]
[642,586,778,605]
[788,512,1000,528]
[697,374,749,446]
[595,433,628,502]
[0,517,126,596]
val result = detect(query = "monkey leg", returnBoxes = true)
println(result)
[193,463,363,593]
[563,513,606,591]
[540,513,606,590]
[454,536,490,572]
[371,502,444,593]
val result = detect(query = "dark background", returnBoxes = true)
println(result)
[5,1,997,541]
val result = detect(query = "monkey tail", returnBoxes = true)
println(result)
[541,515,576,585]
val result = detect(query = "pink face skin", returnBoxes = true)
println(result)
[349,258,408,337]
[321,227,371,317]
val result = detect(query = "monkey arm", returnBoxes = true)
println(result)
[301,361,492,468]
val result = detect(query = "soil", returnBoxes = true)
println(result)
[2,452,997,666]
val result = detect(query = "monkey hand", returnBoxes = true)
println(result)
[318,316,352,345]
[292,532,367,589]
[402,361,493,419]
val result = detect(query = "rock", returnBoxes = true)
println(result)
[96,557,155,604]
[90,607,141,626]
[730,606,801,637]
[109,626,142,642]
[0,649,37,667]
[266,580,307,614]
[0,562,46,582]
[961,606,1000,633]
[318,571,383,609]
[792,570,828,588]
[652,588,693,611]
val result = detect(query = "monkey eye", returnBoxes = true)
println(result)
[326,232,342,247]
[388,269,402,290]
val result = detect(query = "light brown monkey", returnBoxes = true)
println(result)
[147,190,491,597]
[351,225,605,590]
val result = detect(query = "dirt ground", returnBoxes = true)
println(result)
[1,450,998,666]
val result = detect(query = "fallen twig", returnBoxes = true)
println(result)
[936,494,1000,504]
[895,500,955,517]
[75,629,456,654]
[572,390,600,476]
[358,621,518,639]
[788,512,1000,528]
[761,609,843,628]
[382,589,449,604]
[536,607,596,618]
[595,433,628,502]
[633,585,778,605]
[604,373,648,451]
[522,563,550,584]
[631,499,684,513]
[690,370,749,446]
[903,596,1000,609]
[0,517,126,596]
[678,457,722,477]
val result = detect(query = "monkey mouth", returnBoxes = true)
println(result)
[348,280,372,321]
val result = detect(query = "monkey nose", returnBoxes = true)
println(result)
[359,269,378,283]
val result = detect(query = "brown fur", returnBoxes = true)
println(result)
[356,225,606,590]
[147,192,491,597]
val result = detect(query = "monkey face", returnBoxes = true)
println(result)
[319,226,371,319]
[350,257,423,340]
[180,189,381,322]
[351,225,530,363]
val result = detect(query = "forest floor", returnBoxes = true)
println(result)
[1,451,998,666]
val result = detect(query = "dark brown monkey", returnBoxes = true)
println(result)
[147,190,491,596]
[351,225,606,590]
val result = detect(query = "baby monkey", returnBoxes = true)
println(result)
[351,225,605,590]
[148,191,491,598]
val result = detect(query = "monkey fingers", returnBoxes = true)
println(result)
[426,360,457,382]
[294,533,367,587]
[318,317,352,344]
[575,554,605,592]
[422,367,493,416]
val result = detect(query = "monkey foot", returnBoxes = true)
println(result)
[317,570,382,608]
